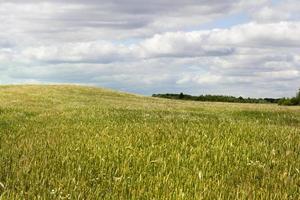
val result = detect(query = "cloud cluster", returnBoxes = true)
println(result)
[0,0,300,97]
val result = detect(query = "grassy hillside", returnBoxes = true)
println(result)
[0,85,299,199]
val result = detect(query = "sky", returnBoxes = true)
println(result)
[0,0,300,98]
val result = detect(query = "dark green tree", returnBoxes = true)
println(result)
[179,92,184,99]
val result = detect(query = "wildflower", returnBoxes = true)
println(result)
[50,189,56,195]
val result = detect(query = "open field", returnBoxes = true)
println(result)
[0,85,299,199]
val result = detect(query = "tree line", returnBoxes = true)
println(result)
[152,88,300,106]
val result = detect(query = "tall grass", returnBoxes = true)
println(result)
[0,85,299,199]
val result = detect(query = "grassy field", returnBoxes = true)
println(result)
[0,85,299,199]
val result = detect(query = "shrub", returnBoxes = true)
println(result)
[278,98,292,106]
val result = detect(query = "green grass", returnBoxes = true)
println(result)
[0,85,299,199]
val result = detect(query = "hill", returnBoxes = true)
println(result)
[0,85,300,199]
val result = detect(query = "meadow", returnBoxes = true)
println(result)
[0,85,299,199]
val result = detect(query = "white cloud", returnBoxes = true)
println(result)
[21,41,131,63]
[257,70,299,80]
[251,0,300,23]
[15,21,300,63]
[0,0,270,43]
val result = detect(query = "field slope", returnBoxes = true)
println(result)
[0,85,299,199]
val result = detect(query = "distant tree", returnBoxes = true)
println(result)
[179,92,184,99]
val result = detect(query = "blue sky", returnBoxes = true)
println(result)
[0,0,300,98]
[200,13,250,29]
